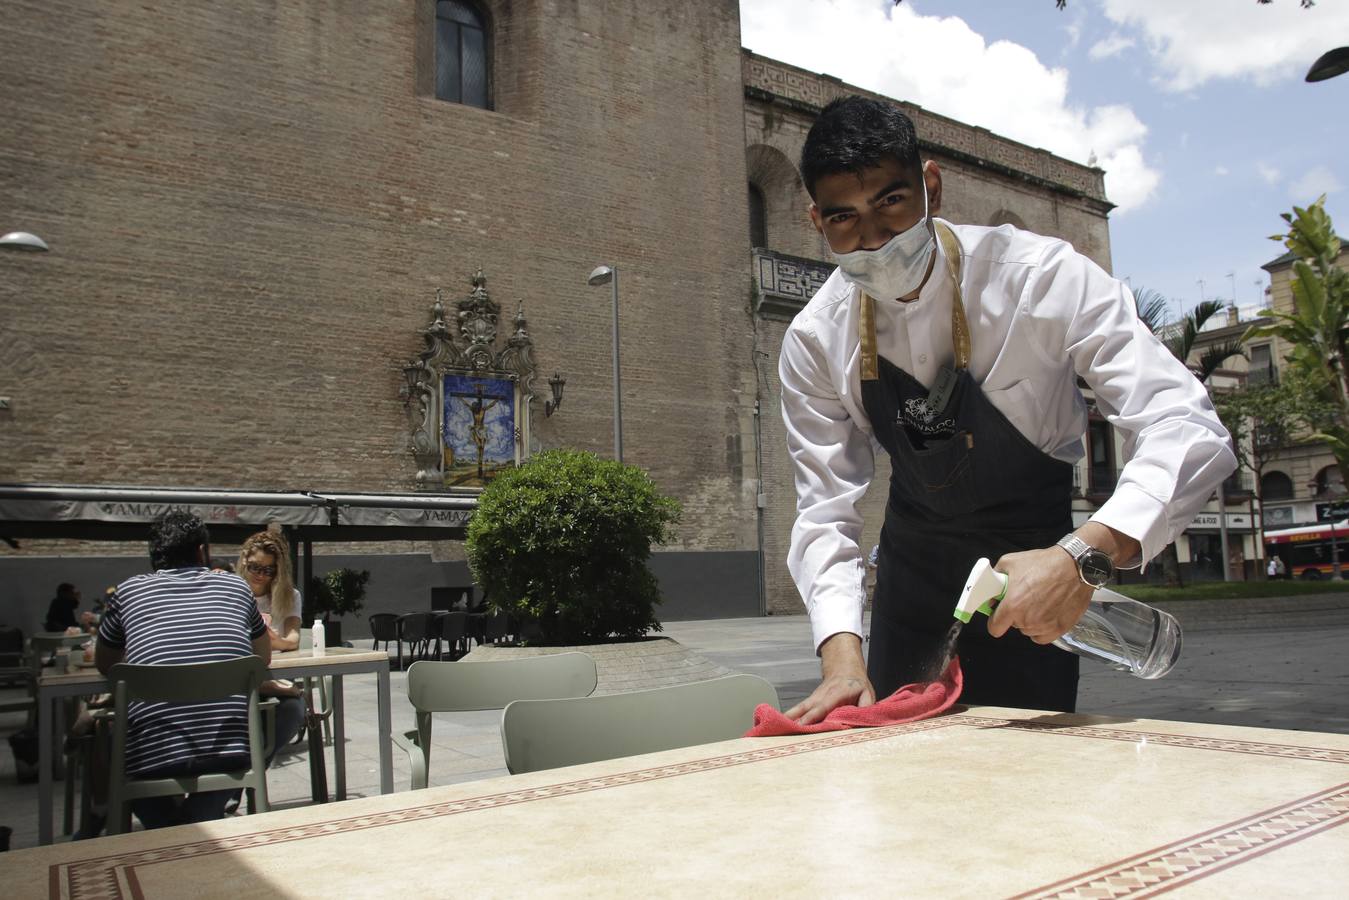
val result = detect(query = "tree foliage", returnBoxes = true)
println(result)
[466,449,681,645]
[1133,288,1245,384]
[1213,369,1337,481]
[1244,196,1349,486]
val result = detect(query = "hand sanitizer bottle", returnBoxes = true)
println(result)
[312,618,326,657]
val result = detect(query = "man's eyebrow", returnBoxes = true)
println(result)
[818,179,909,218]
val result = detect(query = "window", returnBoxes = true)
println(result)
[1261,470,1293,501]
[1314,465,1346,499]
[748,184,767,249]
[1087,418,1116,495]
[1248,344,1275,385]
[436,1,489,108]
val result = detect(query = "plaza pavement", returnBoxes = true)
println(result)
[1,595,1346,852]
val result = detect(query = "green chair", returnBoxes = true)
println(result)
[500,674,779,775]
[394,653,598,790]
[103,656,275,834]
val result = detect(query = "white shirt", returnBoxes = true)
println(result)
[779,220,1237,652]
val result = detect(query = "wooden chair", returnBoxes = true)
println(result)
[102,657,274,834]
[500,674,779,775]
[393,653,598,790]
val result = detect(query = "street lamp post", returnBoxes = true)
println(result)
[587,264,623,463]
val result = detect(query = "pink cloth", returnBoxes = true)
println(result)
[744,657,963,737]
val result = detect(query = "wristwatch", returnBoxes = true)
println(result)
[1056,534,1115,588]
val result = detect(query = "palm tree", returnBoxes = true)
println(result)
[1134,288,1247,384]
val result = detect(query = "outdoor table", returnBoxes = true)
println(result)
[33,647,393,846]
[8,706,1348,897]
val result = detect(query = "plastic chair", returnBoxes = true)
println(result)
[501,674,779,775]
[368,613,400,658]
[434,611,468,661]
[102,656,274,834]
[396,613,436,668]
[393,653,598,790]
[482,610,511,646]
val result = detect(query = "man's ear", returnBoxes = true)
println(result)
[808,202,824,235]
[923,160,943,217]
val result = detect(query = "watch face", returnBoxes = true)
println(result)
[1080,550,1114,587]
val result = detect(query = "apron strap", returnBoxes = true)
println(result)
[859,221,969,383]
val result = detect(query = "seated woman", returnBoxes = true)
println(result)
[235,531,305,765]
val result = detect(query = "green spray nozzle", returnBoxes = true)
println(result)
[954,558,1008,623]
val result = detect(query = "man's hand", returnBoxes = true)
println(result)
[783,632,875,726]
[987,546,1092,643]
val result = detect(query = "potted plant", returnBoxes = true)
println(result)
[466,449,681,645]
[306,567,370,647]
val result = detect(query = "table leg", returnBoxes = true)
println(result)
[377,665,392,794]
[38,691,53,845]
[332,675,346,801]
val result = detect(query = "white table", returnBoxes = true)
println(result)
[8,706,1348,896]
[33,647,392,845]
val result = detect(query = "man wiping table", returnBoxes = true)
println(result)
[779,96,1235,724]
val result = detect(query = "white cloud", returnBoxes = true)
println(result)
[739,0,1161,212]
[1288,165,1343,202]
[1258,163,1282,186]
[1088,33,1136,61]
[1098,0,1349,91]
[1214,165,1229,176]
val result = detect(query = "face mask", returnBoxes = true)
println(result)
[830,181,935,301]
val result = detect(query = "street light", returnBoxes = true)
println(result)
[1306,47,1349,83]
[0,231,49,252]
[587,264,623,463]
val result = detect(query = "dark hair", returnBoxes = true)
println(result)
[211,559,235,574]
[56,582,77,599]
[800,96,922,198]
[148,509,210,570]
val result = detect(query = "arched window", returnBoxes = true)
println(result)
[436,1,489,109]
[1314,465,1346,499]
[748,183,767,249]
[1261,470,1293,501]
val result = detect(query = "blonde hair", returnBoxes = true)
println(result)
[237,530,298,624]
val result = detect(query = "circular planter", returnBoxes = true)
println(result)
[463,636,733,695]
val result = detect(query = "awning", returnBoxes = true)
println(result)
[0,484,477,543]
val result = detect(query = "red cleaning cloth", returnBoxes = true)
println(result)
[744,656,963,737]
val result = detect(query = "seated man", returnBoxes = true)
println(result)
[96,509,270,829]
[45,582,95,634]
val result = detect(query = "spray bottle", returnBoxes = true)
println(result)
[954,558,1182,679]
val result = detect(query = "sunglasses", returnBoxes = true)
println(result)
[245,562,278,577]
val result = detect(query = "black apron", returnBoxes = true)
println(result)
[861,223,1080,713]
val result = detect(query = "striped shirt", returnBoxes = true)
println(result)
[97,568,267,776]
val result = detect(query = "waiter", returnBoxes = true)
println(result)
[780,97,1235,724]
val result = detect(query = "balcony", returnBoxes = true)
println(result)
[1222,470,1255,502]
[1087,466,1117,501]
[1246,364,1278,386]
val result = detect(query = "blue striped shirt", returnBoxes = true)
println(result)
[98,568,267,775]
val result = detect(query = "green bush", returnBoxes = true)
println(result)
[466,449,681,644]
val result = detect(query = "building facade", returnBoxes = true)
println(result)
[2,1,1123,626]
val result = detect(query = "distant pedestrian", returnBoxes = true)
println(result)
[1274,556,1287,580]
[1268,557,1277,580]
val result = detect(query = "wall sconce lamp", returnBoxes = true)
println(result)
[545,372,566,417]
[401,361,424,406]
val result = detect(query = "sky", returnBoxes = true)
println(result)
[738,0,1348,320]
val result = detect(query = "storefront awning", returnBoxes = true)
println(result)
[0,484,477,543]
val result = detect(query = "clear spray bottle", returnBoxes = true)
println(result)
[954,558,1182,679]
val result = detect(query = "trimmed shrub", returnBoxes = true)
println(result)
[466,449,681,644]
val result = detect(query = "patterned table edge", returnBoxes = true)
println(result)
[51,713,1349,900]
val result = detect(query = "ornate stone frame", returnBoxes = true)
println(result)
[404,270,538,487]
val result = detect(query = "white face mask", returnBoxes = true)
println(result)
[830,180,935,301]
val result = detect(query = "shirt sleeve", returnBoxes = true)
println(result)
[97,590,126,650]
[1031,241,1238,567]
[779,322,876,652]
[246,587,267,640]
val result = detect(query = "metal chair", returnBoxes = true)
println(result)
[396,613,436,668]
[393,653,598,790]
[501,674,779,775]
[102,657,274,834]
